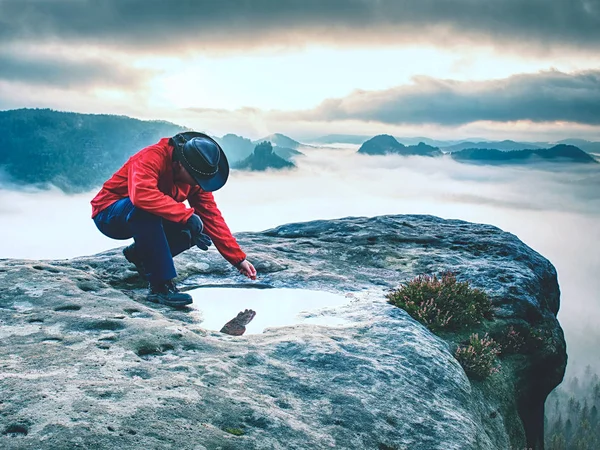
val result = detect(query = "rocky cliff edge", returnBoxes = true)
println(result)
[0,215,566,450]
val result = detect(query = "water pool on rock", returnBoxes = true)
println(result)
[187,287,351,334]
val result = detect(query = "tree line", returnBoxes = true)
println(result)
[545,366,600,449]
[0,108,186,192]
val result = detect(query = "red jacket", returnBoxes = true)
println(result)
[91,138,246,266]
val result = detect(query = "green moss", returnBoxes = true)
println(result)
[223,427,245,436]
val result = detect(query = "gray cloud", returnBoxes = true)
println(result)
[292,70,600,126]
[0,0,598,53]
[0,52,150,89]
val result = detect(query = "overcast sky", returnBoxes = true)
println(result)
[1,0,599,141]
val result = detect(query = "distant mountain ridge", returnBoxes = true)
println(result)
[310,134,600,154]
[214,133,304,163]
[450,145,598,165]
[356,134,598,165]
[0,108,187,192]
[0,109,308,191]
[443,140,542,152]
[394,137,466,148]
[213,134,255,163]
[253,133,303,150]
[357,135,442,157]
[556,139,600,154]
[309,134,481,148]
[1,108,597,193]
[272,146,304,161]
[233,141,295,171]
[309,134,372,145]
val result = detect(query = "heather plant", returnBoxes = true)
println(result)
[455,333,501,380]
[495,326,526,355]
[526,327,551,351]
[386,272,493,332]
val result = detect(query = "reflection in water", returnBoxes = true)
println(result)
[188,287,350,335]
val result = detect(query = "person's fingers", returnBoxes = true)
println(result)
[236,262,256,279]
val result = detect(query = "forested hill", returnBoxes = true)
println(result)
[0,109,187,192]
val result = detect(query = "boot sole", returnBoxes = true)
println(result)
[146,295,193,308]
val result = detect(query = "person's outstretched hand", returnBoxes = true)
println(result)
[237,260,257,280]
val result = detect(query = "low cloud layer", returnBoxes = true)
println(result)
[292,70,600,126]
[1,0,599,54]
[0,52,149,89]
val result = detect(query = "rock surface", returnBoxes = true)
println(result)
[0,215,566,449]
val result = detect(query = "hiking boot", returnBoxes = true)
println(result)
[147,280,193,308]
[123,243,146,279]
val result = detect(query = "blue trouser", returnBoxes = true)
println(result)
[93,197,192,284]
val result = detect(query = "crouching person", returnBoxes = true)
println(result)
[90,132,257,307]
